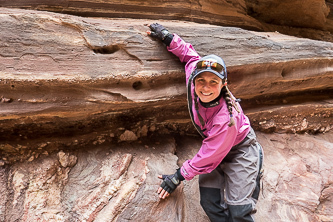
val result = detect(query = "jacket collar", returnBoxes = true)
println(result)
[199,91,223,108]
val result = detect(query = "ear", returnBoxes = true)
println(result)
[220,81,226,90]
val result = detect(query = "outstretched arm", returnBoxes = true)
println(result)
[147,23,193,199]
[147,23,201,82]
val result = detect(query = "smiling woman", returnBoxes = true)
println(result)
[194,72,224,103]
[148,23,264,222]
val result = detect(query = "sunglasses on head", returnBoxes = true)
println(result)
[196,59,225,74]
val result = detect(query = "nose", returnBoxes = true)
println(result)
[202,82,210,89]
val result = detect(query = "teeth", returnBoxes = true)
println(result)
[202,92,212,96]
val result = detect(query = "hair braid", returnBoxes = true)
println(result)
[194,93,205,127]
[221,86,236,127]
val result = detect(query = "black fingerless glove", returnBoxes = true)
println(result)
[148,23,174,46]
[160,169,185,194]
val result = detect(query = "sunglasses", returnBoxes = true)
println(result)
[196,59,225,74]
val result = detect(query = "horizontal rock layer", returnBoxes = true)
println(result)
[2,0,333,42]
[0,0,263,30]
[0,8,332,162]
[0,7,332,222]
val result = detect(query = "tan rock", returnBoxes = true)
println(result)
[246,0,330,29]
[0,8,332,151]
[0,0,263,31]
[1,133,332,221]
[0,6,332,222]
[255,132,333,222]
[2,0,333,41]
[119,130,138,142]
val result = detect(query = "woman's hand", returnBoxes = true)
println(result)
[157,175,170,199]
[146,23,174,46]
[146,23,170,41]
[157,172,182,199]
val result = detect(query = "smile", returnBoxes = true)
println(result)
[201,92,213,96]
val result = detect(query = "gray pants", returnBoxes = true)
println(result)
[199,128,263,222]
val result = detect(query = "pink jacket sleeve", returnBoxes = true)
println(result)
[167,34,201,82]
[181,121,238,180]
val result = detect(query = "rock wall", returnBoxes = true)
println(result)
[2,0,333,42]
[0,4,332,222]
[1,133,332,221]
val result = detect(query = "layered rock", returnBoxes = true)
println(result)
[255,132,333,222]
[1,132,332,221]
[2,0,333,41]
[246,0,330,29]
[1,9,332,159]
[0,0,263,30]
[0,7,332,222]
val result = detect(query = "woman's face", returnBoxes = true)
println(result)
[194,72,224,103]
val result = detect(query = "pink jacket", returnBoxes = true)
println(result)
[168,34,251,180]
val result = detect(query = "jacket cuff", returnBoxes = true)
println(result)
[162,33,174,47]
[176,168,185,181]
[181,161,196,180]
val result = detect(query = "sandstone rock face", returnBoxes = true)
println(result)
[1,133,332,221]
[0,0,263,31]
[255,132,333,222]
[0,6,332,222]
[0,9,331,147]
[1,137,204,222]
[2,0,333,42]
[246,0,330,29]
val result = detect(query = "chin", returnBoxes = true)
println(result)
[201,97,214,103]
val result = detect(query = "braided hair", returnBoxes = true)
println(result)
[221,84,240,127]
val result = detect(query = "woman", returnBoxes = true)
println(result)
[147,23,263,222]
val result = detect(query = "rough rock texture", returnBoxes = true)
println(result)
[0,0,265,31]
[1,133,332,222]
[1,136,204,222]
[255,132,333,222]
[245,0,330,29]
[2,0,333,42]
[0,6,332,222]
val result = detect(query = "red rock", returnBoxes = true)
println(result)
[0,6,332,222]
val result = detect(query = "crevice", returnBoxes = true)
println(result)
[315,183,332,214]
[122,47,144,64]
[146,59,163,62]
[0,96,13,103]
[281,68,287,77]
[60,20,83,33]
[60,20,121,56]
[92,45,121,54]
[132,81,143,90]
[240,88,333,109]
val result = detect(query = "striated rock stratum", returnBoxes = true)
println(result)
[0,3,332,222]
[2,0,333,42]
